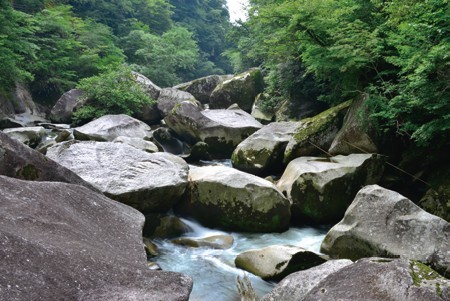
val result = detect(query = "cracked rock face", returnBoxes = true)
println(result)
[47,141,189,213]
[0,176,193,301]
[321,185,450,274]
[175,165,290,232]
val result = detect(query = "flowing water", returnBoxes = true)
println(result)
[153,218,328,300]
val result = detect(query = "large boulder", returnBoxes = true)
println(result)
[73,114,152,141]
[328,95,379,155]
[235,245,326,281]
[283,100,351,164]
[210,68,264,112]
[321,185,450,274]
[174,74,233,104]
[231,121,303,176]
[47,141,189,213]
[0,131,97,190]
[157,88,200,117]
[49,89,85,123]
[0,176,192,300]
[2,126,46,148]
[133,71,161,100]
[262,259,353,301]
[175,165,291,232]
[277,154,385,224]
[300,258,449,301]
[165,102,263,158]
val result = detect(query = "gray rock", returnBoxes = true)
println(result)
[172,235,234,250]
[3,126,46,148]
[47,141,189,213]
[0,176,192,301]
[143,214,192,239]
[262,259,353,301]
[210,68,264,112]
[301,258,449,301]
[283,101,351,163]
[174,74,233,104]
[418,184,450,222]
[73,114,152,141]
[321,185,450,274]
[152,127,188,155]
[251,93,274,124]
[165,101,263,158]
[113,136,159,153]
[175,165,290,232]
[277,154,385,224]
[55,129,72,143]
[232,121,303,175]
[36,139,57,154]
[49,89,86,123]
[133,71,161,100]
[157,87,200,117]
[328,95,379,155]
[132,72,162,125]
[235,245,326,281]
[0,131,97,190]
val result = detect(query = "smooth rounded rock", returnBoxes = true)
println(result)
[172,235,234,250]
[277,154,384,224]
[176,165,290,232]
[321,185,450,274]
[73,114,152,141]
[235,245,326,281]
[47,141,189,213]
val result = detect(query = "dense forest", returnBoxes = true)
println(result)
[0,0,232,100]
[1,0,449,147]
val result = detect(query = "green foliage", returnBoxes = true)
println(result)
[230,0,449,146]
[0,1,36,92]
[73,65,154,125]
[121,26,199,86]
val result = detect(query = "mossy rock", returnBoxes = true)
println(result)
[283,100,351,164]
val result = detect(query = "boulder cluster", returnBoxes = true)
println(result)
[0,69,448,300]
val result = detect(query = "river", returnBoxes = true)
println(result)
[153,218,328,300]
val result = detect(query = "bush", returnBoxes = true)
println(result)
[72,66,154,125]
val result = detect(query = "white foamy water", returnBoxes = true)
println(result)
[154,218,328,300]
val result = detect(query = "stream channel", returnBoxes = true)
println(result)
[152,160,329,300]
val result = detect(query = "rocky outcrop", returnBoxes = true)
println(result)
[328,95,378,155]
[174,74,232,104]
[113,136,159,153]
[301,258,449,301]
[165,102,263,158]
[277,154,385,224]
[172,235,234,250]
[0,176,193,301]
[210,68,264,112]
[175,165,290,232]
[283,100,351,163]
[0,131,97,190]
[73,114,152,141]
[3,126,46,148]
[49,89,85,123]
[262,259,353,301]
[133,71,161,100]
[321,185,450,274]
[132,72,163,125]
[47,141,189,213]
[157,88,200,117]
[235,245,326,281]
[231,121,303,176]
